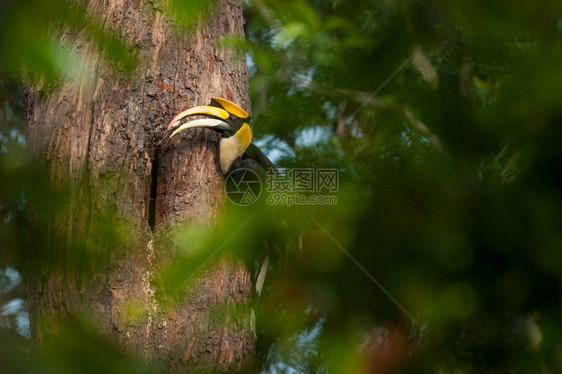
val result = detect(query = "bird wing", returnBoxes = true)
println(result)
[242,143,276,173]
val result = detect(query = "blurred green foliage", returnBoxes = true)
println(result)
[0,0,139,85]
[1,0,562,373]
[166,0,219,30]
[240,0,562,372]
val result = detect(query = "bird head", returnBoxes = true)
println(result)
[167,97,251,140]
[167,98,253,173]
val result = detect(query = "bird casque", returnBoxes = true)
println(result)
[166,97,297,296]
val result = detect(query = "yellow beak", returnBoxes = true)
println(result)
[170,118,228,138]
[166,105,230,131]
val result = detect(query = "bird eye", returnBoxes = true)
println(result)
[229,115,236,122]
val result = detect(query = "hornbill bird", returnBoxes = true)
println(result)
[167,97,275,175]
[166,97,300,296]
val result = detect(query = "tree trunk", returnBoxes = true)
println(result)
[23,0,254,371]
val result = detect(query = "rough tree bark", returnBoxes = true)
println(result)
[23,0,254,371]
